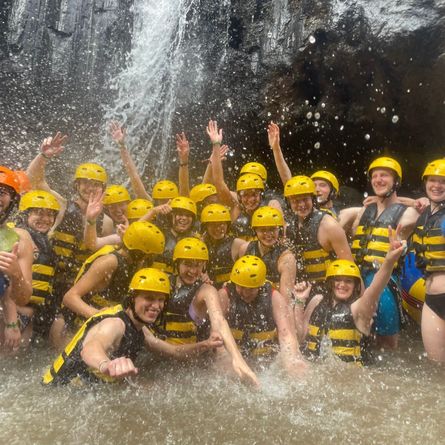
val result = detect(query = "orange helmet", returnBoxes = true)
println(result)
[0,167,20,194]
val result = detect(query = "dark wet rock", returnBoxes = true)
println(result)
[1,0,444,191]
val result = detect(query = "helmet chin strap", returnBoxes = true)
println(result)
[129,297,148,325]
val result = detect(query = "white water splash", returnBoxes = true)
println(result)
[102,0,200,181]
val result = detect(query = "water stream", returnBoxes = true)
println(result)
[101,0,201,181]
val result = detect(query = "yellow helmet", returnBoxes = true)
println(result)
[129,268,170,295]
[103,185,131,205]
[123,221,165,254]
[170,196,197,216]
[368,157,402,181]
[240,162,267,182]
[422,159,445,180]
[19,190,60,212]
[230,255,267,288]
[284,175,316,197]
[152,180,179,200]
[126,199,154,220]
[311,170,339,194]
[173,237,209,262]
[326,260,361,280]
[189,183,217,203]
[236,173,264,192]
[251,206,284,227]
[74,163,107,184]
[200,203,231,224]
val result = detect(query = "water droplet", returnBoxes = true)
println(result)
[267,112,271,117]
[309,35,316,44]
[306,112,313,119]
[364,134,370,140]
[305,100,309,105]
[314,112,320,120]
[314,142,320,149]
[267,31,273,38]
[380,107,386,114]
[321,103,326,108]
[392,115,399,123]
[363,192,368,198]
[340,125,344,131]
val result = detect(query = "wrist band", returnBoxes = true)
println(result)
[6,321,19,329]
[41,153,50,160]
[179,162,188,167]
[211,141,221,146]
[294,298,305,307]
[87,219,97,226]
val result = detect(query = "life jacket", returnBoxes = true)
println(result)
[412,205,445,274]
[42,305,144,385]
[245,240,287,288]
[320,206,338,220]
[152,229,196,274]
[351,202,407,270]
[68,246,134,328]
[306,299,367,365]
[224,281,277,357]
[27,228,57,307]
[51,201,103,277]
[231,211,257,242]
[155,275,202,345]
[205,234,235,287]
[287,210,333,282]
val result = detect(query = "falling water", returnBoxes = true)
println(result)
[102,0,201,180]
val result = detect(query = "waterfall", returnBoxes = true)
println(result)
[101,0,200,183]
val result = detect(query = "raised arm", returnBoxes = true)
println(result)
[351,225,405,335]
[109,121,151,200]
[207,121,236,208]
[202,144,230,184]
[26,133,67,192]
[176,132,190,196]
[267,122,292,185]
[277,250,297,302]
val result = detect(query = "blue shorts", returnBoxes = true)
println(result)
[363,270,401,336]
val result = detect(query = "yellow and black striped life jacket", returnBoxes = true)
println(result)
[231,211,257,242]
[287,210,333,282]
[352,203,407,269]
[306,299,366,366]
[51,201,103,276]
[67,245,134,328]
[155,276,202,345]
[205,235,235,287]
[27,229,57,306]
[224,281,277,357]
[42,305,144,385]
[412,205,445,274]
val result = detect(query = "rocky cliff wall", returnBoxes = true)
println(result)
[1,0,444,191]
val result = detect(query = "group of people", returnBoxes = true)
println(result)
[0,119,443,387]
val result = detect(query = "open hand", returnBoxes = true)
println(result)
[40,132,67,158]
[206,120,223,144]
[176,132,190,161]
[267,121,280,150]
[109,121,126,146]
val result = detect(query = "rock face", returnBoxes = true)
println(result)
[1,0,444,191]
